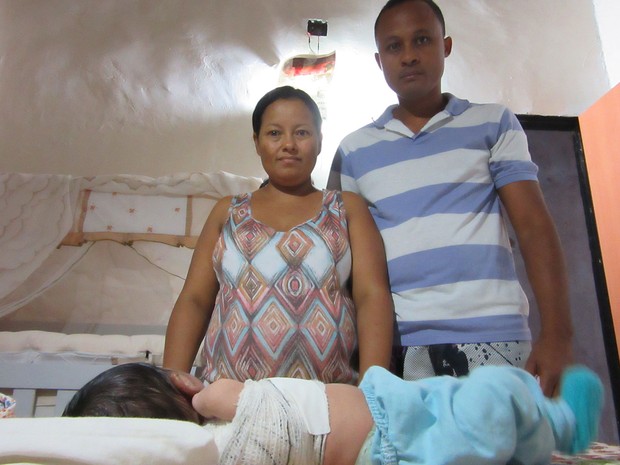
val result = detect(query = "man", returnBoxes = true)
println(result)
[328,0,573,395]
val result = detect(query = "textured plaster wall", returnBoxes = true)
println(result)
[0,0,614,187]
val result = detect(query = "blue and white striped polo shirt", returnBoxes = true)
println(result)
[330,94,537,346]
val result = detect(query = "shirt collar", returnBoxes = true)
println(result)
[372,93,470,130]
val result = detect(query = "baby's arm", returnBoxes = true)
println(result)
[192,378,243,421]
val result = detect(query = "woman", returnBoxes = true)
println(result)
[163,86,393,383]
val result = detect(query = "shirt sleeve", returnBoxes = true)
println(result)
[489,107,539,189]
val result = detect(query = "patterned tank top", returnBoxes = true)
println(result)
[199,190,357,384]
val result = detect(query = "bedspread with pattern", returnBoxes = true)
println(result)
[553,443,620,464]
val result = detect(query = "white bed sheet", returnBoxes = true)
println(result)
[0,417,218,465]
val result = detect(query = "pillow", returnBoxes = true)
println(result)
[0,417,218,465]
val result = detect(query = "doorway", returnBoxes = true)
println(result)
[515,115,619,443]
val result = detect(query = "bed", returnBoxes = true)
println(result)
[0,417,218,465]
[2,369,620,465]
[0,330,166,417]
[1,171,620,464]
[2,404,620,465]
[0,170,261,417]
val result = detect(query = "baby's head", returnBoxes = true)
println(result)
[63,362,200,424]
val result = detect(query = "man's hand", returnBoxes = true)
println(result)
[524,334,573,397]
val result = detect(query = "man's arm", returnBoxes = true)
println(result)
[342,192,394,379]
[499,180,574,396]
[326,150,343,190]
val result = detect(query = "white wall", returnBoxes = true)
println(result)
[594,0,620,89]
[0,0,615,187]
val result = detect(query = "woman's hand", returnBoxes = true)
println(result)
[170,370,205,396]
[170,370,241,421]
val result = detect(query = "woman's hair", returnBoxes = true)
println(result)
[251,85,322,135]
[62,362,199,423]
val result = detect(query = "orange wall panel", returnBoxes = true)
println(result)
[579,83,620,355]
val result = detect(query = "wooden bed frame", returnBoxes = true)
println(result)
[0,331,165,417]
[0,356,126,417]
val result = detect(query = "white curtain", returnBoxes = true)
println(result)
[0,171,261,321]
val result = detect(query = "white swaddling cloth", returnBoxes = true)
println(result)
[268,377,330,435]
[217,378,330,465]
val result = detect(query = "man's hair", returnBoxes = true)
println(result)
[374,0,446,37]
[252,85,322,135]
[62,362,199,423]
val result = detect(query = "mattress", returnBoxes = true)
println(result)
[0,330,169,417]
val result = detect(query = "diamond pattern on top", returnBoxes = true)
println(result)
[201,191,357,384]
[300,302,338,360]
[298,229,334,284]
[222,301,251,355]
[253,297,298,358]
[315,205,350,262]
[337,304,357,346]
[273,268,315,316]
[204,306,222,356]
[219,234,249,284]
[319,350,351,383]
[252,240,287,283]
[232,212,273,260]
[236,266,270,314]
[277,229,313,267]
[278,348,315,379]
[234,343,277,380]
[318,273,340,308]
[212,357,234,380]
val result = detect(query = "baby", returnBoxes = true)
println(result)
[64,363,603,465]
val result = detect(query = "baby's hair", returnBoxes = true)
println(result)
[63,362,199,423]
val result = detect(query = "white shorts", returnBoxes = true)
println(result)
[402,341,532,380]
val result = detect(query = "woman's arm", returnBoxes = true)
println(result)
[162,197,231,373]
[342,192,394,380]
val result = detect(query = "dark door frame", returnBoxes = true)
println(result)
[518,114,620,438]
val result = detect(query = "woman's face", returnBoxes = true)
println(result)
[253,98,322,187]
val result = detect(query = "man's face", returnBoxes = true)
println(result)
[374,0,452,104]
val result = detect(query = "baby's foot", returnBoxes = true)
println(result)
[560,365,604,454]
